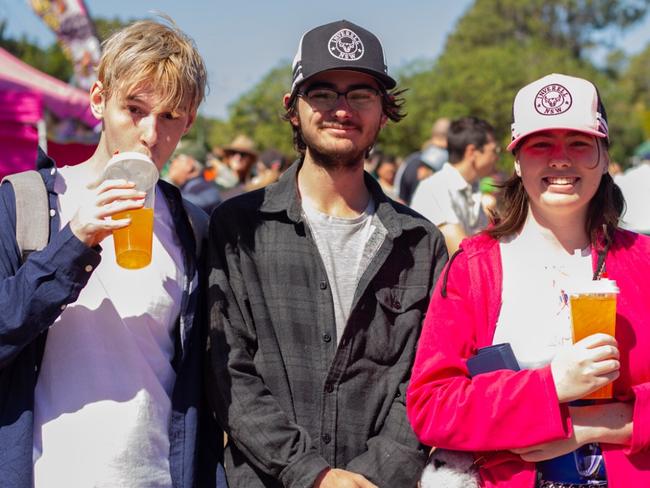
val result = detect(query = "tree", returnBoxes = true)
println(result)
[0,20,72,83]
[380,0,649,166]
[217,64,295,157]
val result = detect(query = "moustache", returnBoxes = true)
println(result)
[321,122,360,131]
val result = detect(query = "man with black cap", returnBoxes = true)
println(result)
[206,19,447,488]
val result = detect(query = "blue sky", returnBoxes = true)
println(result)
[2,0,649,119]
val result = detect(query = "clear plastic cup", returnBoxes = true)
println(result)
[569,279,619,400]
[103,152,158,270]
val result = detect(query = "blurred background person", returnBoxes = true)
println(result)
[616,151,650,234]
[246,148,289,191]
[166,140,222,214]
[374,153,400,201]
[219,134,258,200]
[411,116,500,254]
[396,117,450,205]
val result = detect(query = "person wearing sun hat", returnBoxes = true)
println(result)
[408,72,650,488]
[206,19,447,488]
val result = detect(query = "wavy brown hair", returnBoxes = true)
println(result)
[488,141,625,246]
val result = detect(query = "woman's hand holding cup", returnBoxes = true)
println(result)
[550,333,620,403]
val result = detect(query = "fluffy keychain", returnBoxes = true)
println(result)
[419,449,480,488]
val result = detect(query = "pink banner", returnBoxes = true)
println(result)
[28,0,101,91]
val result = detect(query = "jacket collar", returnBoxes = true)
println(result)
[260,159,428,239]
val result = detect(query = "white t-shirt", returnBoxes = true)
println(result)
[411,163,487,235]
[494,215,593,369]
[618,163,650,234]
[33,166,185,488]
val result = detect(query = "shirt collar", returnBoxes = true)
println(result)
[260,159,428,239]
[440,162,472,192]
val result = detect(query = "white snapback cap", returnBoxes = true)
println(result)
[507,73,609,151]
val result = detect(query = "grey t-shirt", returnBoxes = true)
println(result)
[302,199,384,344]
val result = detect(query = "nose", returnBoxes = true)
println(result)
[139,114,159,149]
[548,141,571,167]
[332,94,354,119]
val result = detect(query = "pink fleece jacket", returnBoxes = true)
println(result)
[407,229,650,488]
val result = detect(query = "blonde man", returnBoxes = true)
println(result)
[0,18,221,487]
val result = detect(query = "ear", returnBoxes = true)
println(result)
[514,160,522,177]
[283,93,300,127]
[89,80,105,119]
[380,113,388,129]
[463,144,477,163]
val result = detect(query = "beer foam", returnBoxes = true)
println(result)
[567,278,619,295]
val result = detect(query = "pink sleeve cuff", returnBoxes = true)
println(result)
[628,382,650,453]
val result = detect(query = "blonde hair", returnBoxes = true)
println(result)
[97,16,207,114]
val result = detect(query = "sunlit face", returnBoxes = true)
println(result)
[376,161,397,185]
[91,81,194,170]
[286,70,387,168]
[515,129,608,222]
[224,150,256,181]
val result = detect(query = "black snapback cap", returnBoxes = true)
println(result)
[290,20,396,96]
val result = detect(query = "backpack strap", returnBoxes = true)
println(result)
[1,170,49,262]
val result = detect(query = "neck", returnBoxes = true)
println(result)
[298,151,370,218]
[454,159,477,185]
[68,140,115,185]
[526,206,590,253]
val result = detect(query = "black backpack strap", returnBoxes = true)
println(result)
[1,170,49,262]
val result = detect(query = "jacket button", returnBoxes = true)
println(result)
[325,383,334,393]
[392,299,401,309]
[319,281,327,290]
[322,333,332,343]
[322,433,331,444]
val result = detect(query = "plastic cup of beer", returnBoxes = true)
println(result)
[569,279,619,400]
[103,152,158,270]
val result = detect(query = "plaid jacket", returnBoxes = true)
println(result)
[207,161,448,488]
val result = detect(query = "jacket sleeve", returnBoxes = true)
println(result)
[0,182,101,369]
[406,249,573,452]
[344,229,448,486]
[205,208,329,488]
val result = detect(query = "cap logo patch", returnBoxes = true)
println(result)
[535,83,572,115]
[328,29,364,61]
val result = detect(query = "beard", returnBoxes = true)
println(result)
[299,120,381,171]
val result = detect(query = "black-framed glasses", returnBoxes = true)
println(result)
[298,87,381,111]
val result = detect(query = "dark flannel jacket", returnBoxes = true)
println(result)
[206,161,448,488]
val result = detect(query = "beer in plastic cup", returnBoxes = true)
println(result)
[103,152,158,269]
[569,279,619,400]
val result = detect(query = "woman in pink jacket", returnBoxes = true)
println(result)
[407,73,650,488]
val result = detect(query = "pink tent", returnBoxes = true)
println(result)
[0,47,99,178]
[0,90,42,178]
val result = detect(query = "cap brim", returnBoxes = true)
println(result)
[507,126,608,152]
[292,67,396,96]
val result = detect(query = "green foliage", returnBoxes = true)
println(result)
[382,0,649,168]
[93,17,134,42]
[446,0,649,60]
[216,64,295,157]
[0,20,72,83]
